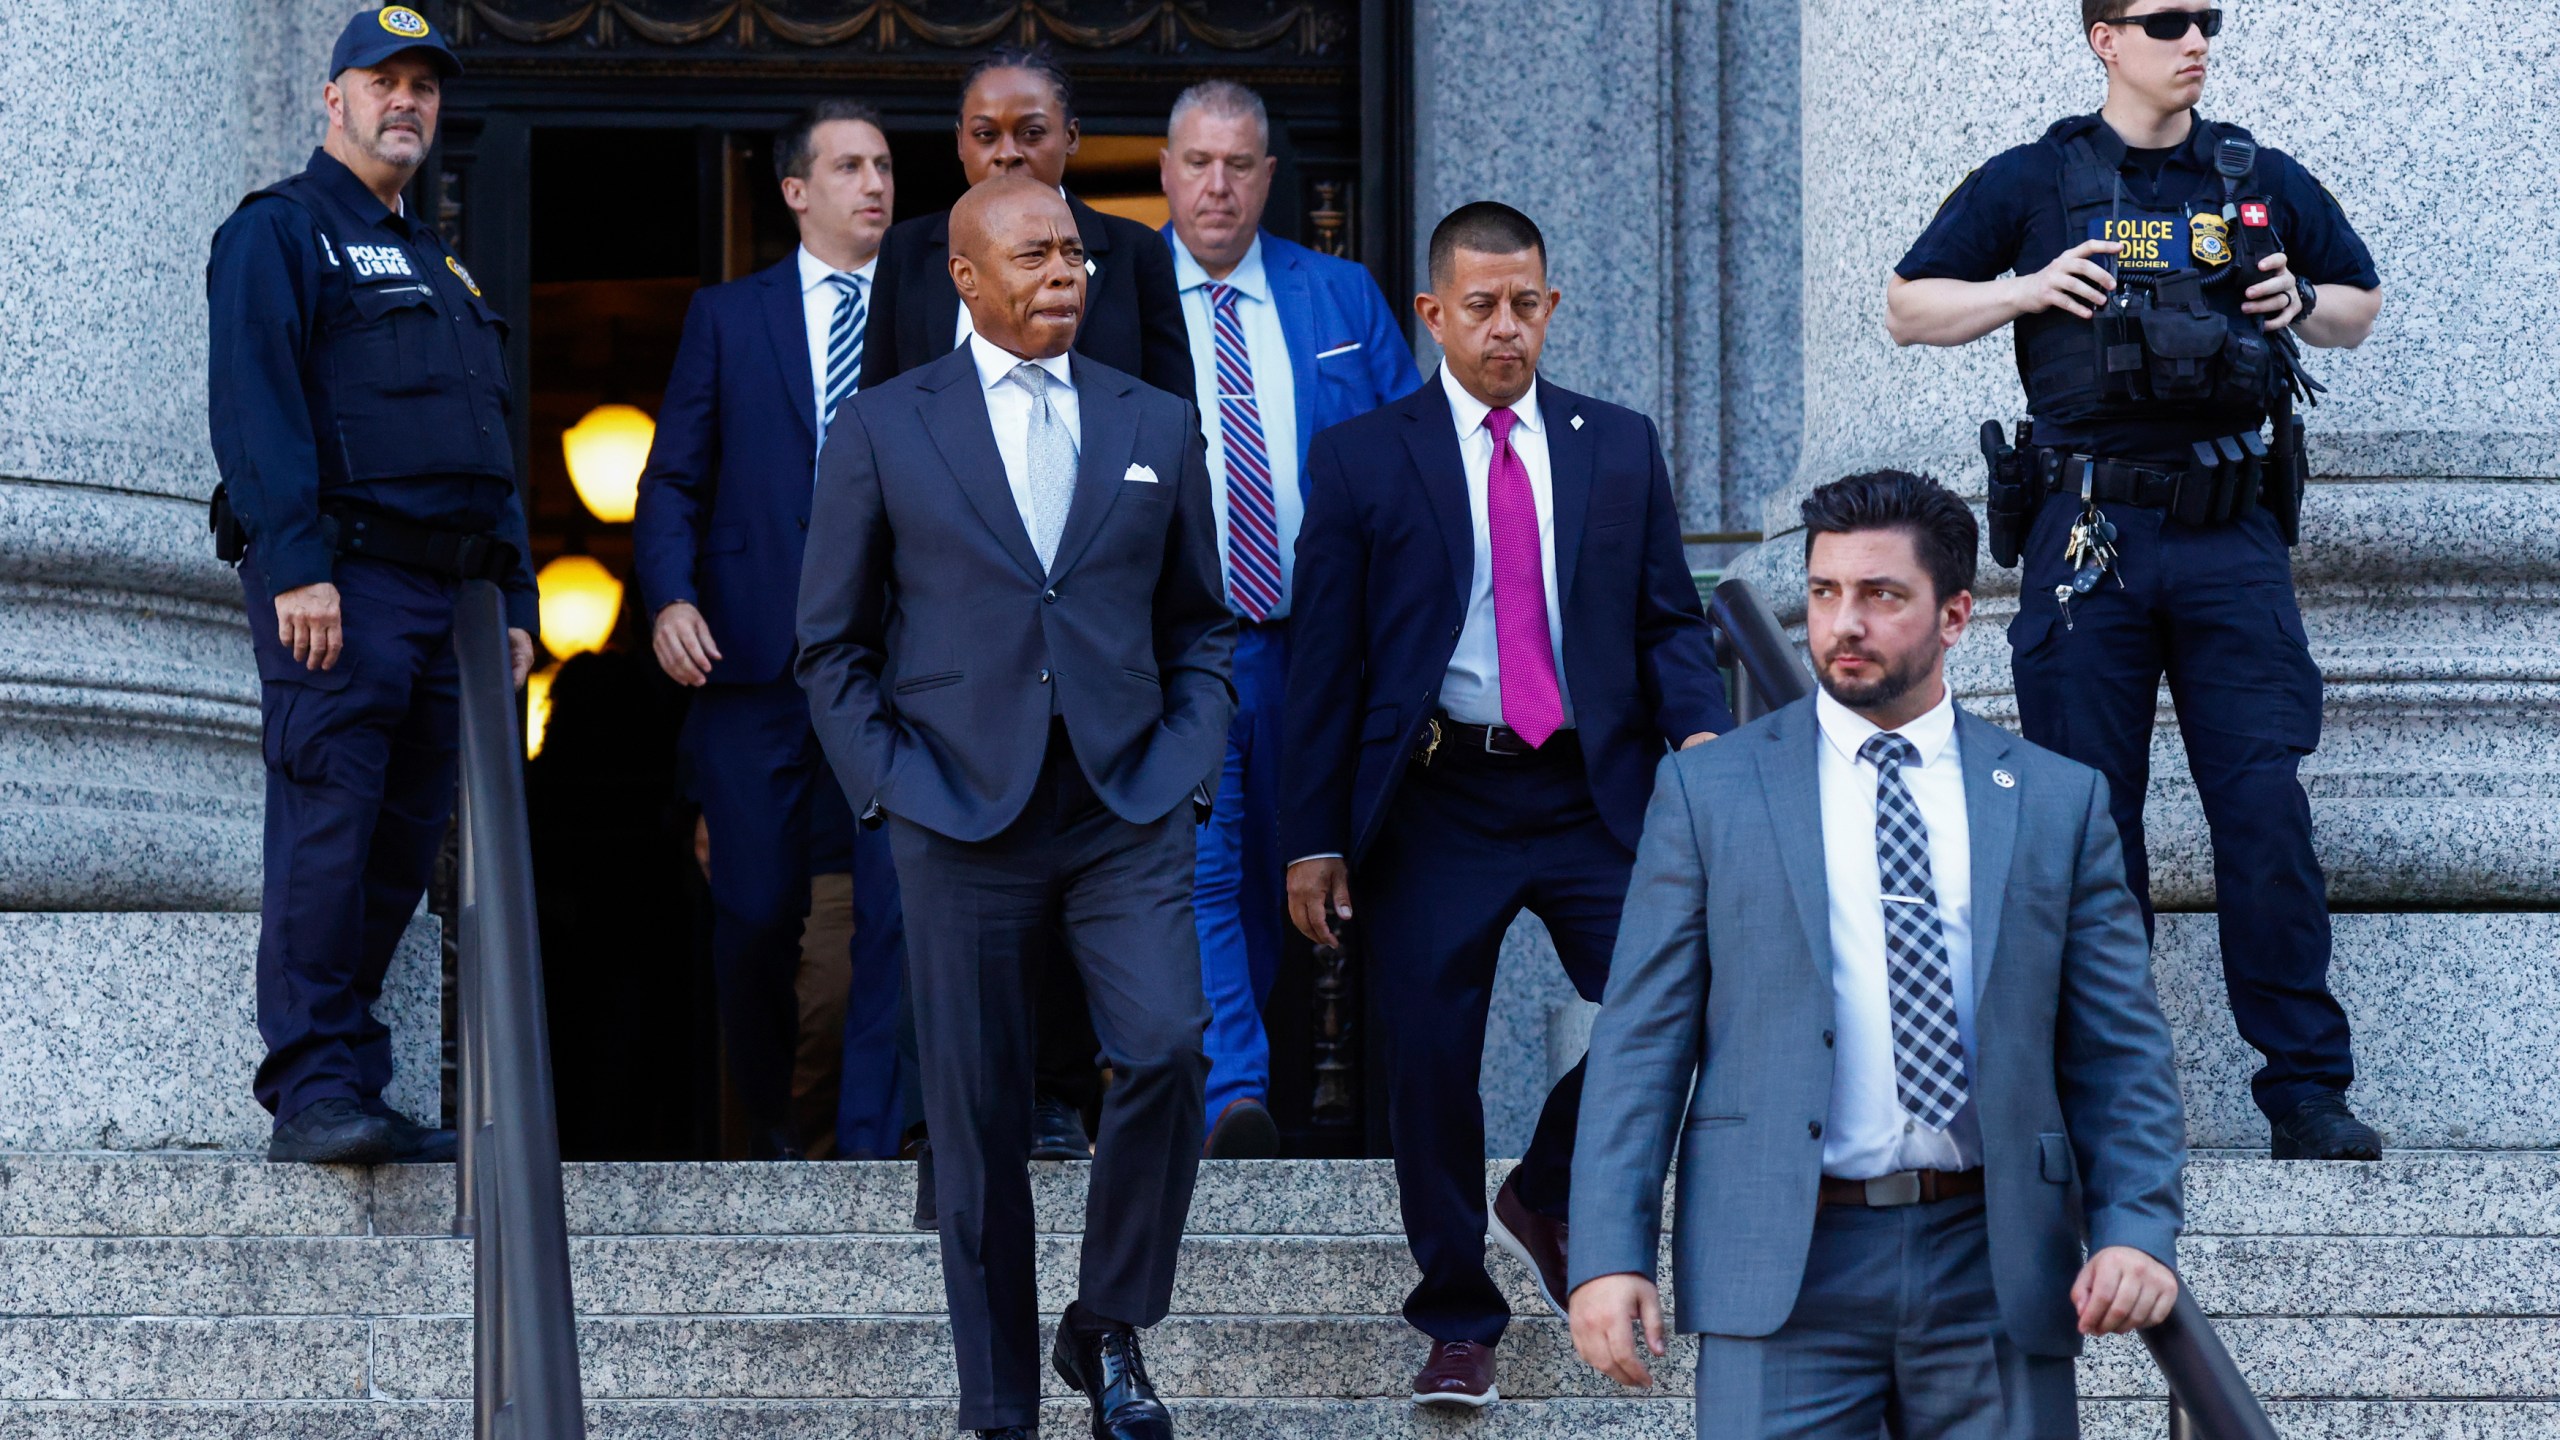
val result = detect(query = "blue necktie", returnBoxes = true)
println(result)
[821,272,866,441]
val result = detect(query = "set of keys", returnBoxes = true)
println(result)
[2053,497,2122,632]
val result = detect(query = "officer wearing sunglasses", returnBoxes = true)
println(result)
[1884,1,2387,1161]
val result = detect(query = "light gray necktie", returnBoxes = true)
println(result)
[1006,362,1078,571]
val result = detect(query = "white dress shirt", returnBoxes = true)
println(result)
[1814,685,1982,1179]
[966,331,1080,536]
[1172,232,1301,619]
[1438,366,1572,729]
[797,245,878,424]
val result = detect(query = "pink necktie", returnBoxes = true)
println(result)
[1485,407,1562,748]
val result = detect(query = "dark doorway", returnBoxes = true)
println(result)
[420,0,1404,1160]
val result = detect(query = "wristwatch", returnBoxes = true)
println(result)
[2295,279,2318,319]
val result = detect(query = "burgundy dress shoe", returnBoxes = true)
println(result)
[1411,1338,1497,1408]
[1488,1171,1571,1320]
[1203,1097,1279,1159]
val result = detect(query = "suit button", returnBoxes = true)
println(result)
[797,517,808,531]
[1038,669,1051,684]
[1044,589,1058,604]
[1822,1029,1834,1048]
[1808,1121,1824,1139]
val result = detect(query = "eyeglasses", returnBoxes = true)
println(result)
[2099,8,2223,40]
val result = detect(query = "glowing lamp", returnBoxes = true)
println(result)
[536,553,623,660]
[561,403,654,523]
[525,662,560,757]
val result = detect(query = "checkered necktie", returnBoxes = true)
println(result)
[1859,732,1970,1130]
[1006,362,1077,572]
[821,272,866,440]
[1207,282,1281,620]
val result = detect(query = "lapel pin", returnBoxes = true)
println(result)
[1570,414,1585,430]
[1084,258,1098,277]
[1992,768,2016,788]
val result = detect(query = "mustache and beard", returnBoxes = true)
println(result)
[353,106,429,167]
[1816,633,1941,714]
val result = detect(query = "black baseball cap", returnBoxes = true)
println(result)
[329,6,462,79]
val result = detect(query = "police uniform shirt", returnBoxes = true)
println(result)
[206,147,539,631]
[1894,114,2381,463]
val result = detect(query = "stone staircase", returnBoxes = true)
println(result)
[2,1152,2554,1438]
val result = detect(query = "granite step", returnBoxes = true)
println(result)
[7,1314,2557,1403]
[0,1399,2553,1440]
[0,1231,2551,1320]
[9,1152,2558,1238]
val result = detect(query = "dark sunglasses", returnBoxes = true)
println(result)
[2100,8,2223,40]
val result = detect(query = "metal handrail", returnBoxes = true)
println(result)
[451,581,588,1440]
[1707,576,1812,722]
[2145,1285,2279,1439]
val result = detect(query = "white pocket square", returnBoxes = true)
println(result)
[1315,341,1363,359]
[1124,463,1159,485]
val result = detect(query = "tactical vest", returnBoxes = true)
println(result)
[2017,119,2285,433]
[236,168,516,486]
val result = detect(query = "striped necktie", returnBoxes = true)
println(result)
[821,271,866,440]
[1206,282,1280,621]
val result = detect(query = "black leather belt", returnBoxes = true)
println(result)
[321,506,517,582]
[1416,715,1580,766]
[1818,1167,1984,1208]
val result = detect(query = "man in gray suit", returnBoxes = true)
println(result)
[1565,470,2186,1437]
[798,174,1234,1440]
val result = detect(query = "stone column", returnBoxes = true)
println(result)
[0,0,436,1149]
[1734,0,2560,1146]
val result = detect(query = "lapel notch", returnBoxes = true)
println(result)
[1958,710,2022,1002]
[762,260,818,448]
[919,351,1047,583]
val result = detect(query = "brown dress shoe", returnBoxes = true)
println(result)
[1411,1338,1497,1408]
[1488,1171,1571,1320]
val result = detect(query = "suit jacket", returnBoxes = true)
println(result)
[630,253,823,686]
[861,194,1193,400]
[1280,373,1731,864]
[1157,226,1424,467]
[796,344,1236,842]
[1566,699,2187,1358]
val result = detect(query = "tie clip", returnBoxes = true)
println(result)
[1880,894,1928,906]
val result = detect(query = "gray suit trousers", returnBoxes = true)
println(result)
[1695,1195,2079,1440]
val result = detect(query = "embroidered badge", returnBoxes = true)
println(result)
[379,6,430,38]
[344,243,415,280]
[2090,212,2187,273]
[2239,201,2271,229]
[446,255,481,296]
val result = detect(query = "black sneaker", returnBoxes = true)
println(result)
[361,1101,458,1164]
[269,1097,397,1165]
[2271,1091,2382,1160]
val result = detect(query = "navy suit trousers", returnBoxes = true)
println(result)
[1361,737,1635,1346]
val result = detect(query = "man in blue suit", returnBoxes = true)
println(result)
[633,101,908,1161]
[1156,79,1422,1157]
[1282,202,1733,1407]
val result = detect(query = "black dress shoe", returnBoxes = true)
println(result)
[1051,1308,1172,1440]
[1203,1097,1279,1159]
[2271,1091,2383,1160]
[362,1102,458,1164]
[268,1097,396,1165]
[975,1429,1035,1439]
[1031,1094,1093,1161]
[908,1135,937,1231]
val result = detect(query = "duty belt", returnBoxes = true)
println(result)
[321,506,517,582]
[2042,441,2263,528]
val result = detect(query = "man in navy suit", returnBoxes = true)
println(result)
[633,101,908,1161]
[1156,79,1422,1157]
[1283,202,1734,1407]
[862,48,1195,1158]
[799,175,1233,1440]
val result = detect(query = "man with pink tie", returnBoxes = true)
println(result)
[1281,202,1733,1408]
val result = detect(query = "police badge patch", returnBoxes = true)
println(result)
[2190,212,2233,267]
[379,6,430,37]
[446,255,481,296]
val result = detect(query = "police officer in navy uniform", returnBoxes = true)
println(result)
[1887,0,2385,1160]
[206,6,537,1164]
